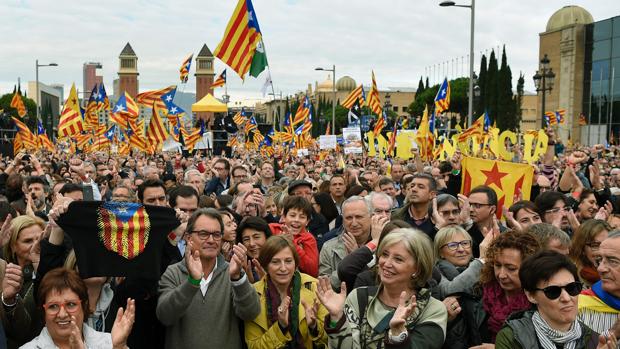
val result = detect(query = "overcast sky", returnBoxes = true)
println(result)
[1,0,618,104]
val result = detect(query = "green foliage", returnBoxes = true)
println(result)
[476,54,487,117]
[485,50,499,125]
[0,93,38,132]
[407,77,469,118]
[496,46,516,131]
[417,77,425,97]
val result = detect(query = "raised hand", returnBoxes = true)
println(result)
[29,231,44,271]
[502,206,522,232]
[301,298,320,329]
[252,259,266,280]
[49,193,74,221]
[69,315,86,349]
[457,194,471,224]
[111,298,136,349]
[185,240,203,281]
[0,213,13,248]
[370,215,389,244]
[315,276,346,322]
[277,296,291,329]
[228,243,248,280]
[431,198,448,229]
[2,263,23,303]
[597,332,617,349]
[567,209,581,232]
[342,231,358,255]
[389,291,416,333]
[479,227,498,261]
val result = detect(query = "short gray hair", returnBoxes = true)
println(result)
[366,192,393,209]
[607,230,620,239]
[342,195,372,215]
[526,223,571,248]
[184,169,204,184]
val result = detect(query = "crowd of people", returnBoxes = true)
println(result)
[1,127,620,348]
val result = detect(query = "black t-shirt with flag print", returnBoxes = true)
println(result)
[57,201,181,279]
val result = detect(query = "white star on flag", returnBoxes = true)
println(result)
[165,95,172,102]
[171,106,178,114]
[247,10,254,21]
[115,105,125,112]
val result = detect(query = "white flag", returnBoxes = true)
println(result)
[261,72,272,97]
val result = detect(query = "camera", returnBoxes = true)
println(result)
[22,154,31,162]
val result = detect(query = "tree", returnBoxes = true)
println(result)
[476,54,487,117]
[417,76,425,97]
[407,77,469,121]
[514,72,525,131]
[496,46,515,131]
[425,77,429,89]
[485,50,499,124]
[0,93,37,124]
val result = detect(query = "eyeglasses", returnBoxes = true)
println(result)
[586,241,602,250]
[441,240,472,251]
[189,230,223,240]
[43,300,82,315]
[534,281,582,300]
[214,167,226,171]
[545,206,570,214]
[469,203,492,209]
[439,209,460,217]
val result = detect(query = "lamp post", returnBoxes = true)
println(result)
[533,54,556,128]
[36,59,58,133]
[440,0,475,127]
[315,65,336,133]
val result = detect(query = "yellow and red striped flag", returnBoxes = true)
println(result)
[461,157,534,219]
[136,85,175,110]
[213,0,265,79]
[84,85,99,130]
[76,132,92,150]
[184,128,203,152]
[212,70,227,89]
[12,117,37,150]
[325,122,331,136]
[233,111,247,126]
[146,103,169,146]
[367,71,382,116]
[386,116,400,157]
[110,92,140,129]
[10,90,27,118]
[373,111,387,137]
[58,83,84,137]
[458,113,486,143]
[414,106,434,161]
[13,133,24,155]
[127,120,147,152]
[341,85,365,109]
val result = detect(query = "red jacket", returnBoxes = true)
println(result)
[268,223,319,277]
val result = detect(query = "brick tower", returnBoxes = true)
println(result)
[118,43,139,98]
[195,44,215,122]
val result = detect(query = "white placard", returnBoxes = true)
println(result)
[342,127,363,154]
[297,148,309,156]
[319,135,337,150]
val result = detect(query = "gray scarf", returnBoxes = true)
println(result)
[532,310,582,349]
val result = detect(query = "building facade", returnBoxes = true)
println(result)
[83,62,103,104]
[117,43,139,98]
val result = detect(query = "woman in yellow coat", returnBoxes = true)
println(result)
[245,236,328,349]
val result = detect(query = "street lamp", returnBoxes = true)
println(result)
[36,59,58,134]
[533,54,556,128]
[315,65,336,133]
[440,0,475,127]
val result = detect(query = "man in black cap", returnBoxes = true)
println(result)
[288,179,329,243]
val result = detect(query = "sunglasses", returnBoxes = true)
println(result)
[534,281,582,300]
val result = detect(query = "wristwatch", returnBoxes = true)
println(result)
[387,328,408,344]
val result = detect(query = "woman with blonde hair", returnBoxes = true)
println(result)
[317,228,447,348]
[0,215,45,346]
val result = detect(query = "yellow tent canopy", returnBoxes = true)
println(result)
[191,93,227,113]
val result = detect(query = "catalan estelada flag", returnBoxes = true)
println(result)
[58,83,84,137]
[10,90,27,118]
[37,120,54,152]
[292,96,311,126]
[367,71,382,116]
[435,78,450,114]
[458,112,488,143]
[212,69,227,89]
[341,85,366,109]
[214,0,266,79]
[110,92,140,129]
[84,84,99,130]
[461,157,534,219]
[146,103,169,146]
[233,109,247,126]
[179,54,193,83]
[97,83,110,112]
[56,201,180,278]
[136,85,176,110]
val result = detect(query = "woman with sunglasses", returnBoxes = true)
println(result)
[569,220,611,288]
[495,250,617,349]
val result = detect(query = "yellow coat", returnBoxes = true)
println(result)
[245,273,329,349]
